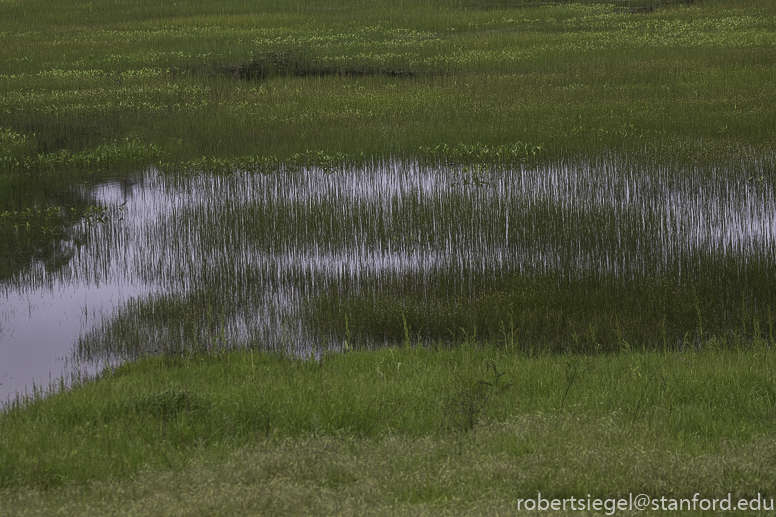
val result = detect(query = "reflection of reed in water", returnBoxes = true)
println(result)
[115,175,143,206]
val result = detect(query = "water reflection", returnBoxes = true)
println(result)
[1,157,775,405]
[1,176,150,405]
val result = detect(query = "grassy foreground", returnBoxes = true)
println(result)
[2,0,776,514]
[2,344,775,515]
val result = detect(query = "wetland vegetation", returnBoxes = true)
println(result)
[1,0,775,513]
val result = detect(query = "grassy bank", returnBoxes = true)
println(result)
[1,344,775,515]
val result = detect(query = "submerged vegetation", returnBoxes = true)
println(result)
[1,0,776,510]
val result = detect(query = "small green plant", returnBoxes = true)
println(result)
[629,359,670,432]
[443,360,513,433]
[0,127,31,170]
[560,358,579,412]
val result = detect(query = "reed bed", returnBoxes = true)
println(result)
[2,0,776,362]
[60,150,773,364]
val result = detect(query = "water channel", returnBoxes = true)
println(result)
[2,157,775,406]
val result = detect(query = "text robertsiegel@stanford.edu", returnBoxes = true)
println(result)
[516,493,773,514]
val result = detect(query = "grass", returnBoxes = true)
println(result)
[307,258,776,351]
[2,0,776,512]
[2,0,775,172]
[2,344,776,515]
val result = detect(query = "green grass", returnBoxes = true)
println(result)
[2,0,776,512]
[1,344,775,514]
[2,0,775,173]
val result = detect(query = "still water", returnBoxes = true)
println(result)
[2,157,775,405]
